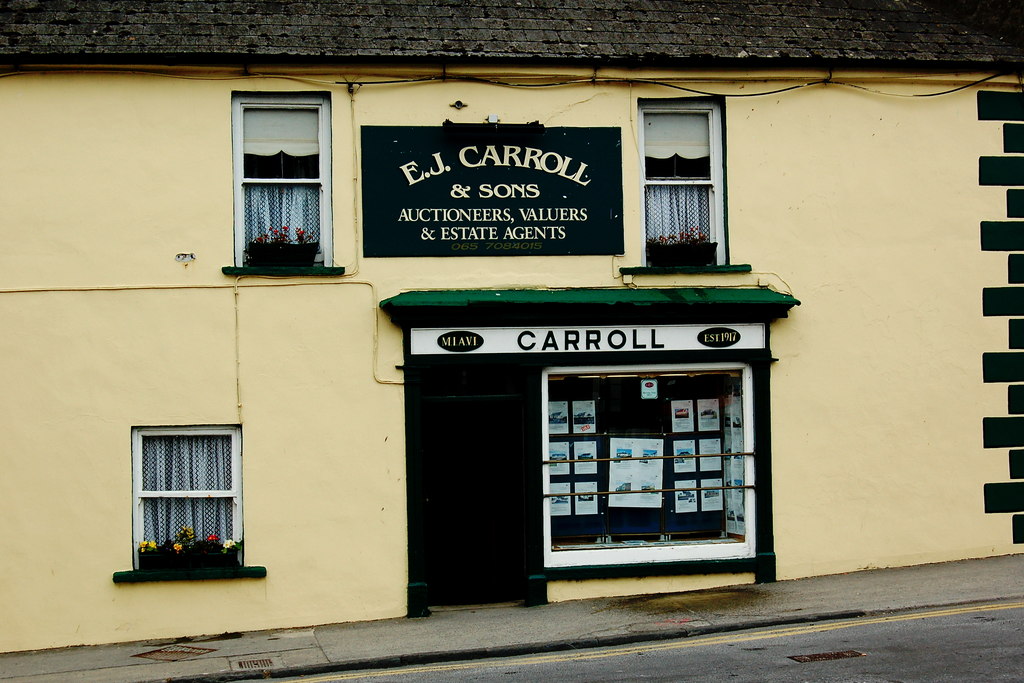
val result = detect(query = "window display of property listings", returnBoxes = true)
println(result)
[544,366,751,566]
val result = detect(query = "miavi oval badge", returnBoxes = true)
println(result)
[436,331,484,352]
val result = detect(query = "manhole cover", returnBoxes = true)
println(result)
[133,645,217,662]
[232,657,279,671]
[789,650,866,663]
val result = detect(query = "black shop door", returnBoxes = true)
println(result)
[421,394,526,606]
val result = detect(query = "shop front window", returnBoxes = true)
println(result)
[543,364,753,567]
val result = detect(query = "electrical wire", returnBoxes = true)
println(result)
[1,66,1020,98]
[326,71,1016,98]
[833,71,1008,97]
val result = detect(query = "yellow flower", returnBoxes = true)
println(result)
[173,543,183,553]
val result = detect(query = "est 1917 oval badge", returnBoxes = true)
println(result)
[697,327,741,348]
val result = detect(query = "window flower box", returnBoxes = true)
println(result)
[645,241,718,267]
[138,550,240,570]
[245,227,318,266]
[137,526,242,571]
[245,241,318,267]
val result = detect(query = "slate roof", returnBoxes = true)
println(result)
[1,0,1022,66]
[920,0,1024,50]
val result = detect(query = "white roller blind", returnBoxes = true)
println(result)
[644,112,710,160]
[243,108,319,156]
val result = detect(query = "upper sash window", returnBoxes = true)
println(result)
[640,101,725,267]
[232,94,332,267]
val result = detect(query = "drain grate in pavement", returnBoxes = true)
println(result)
[133,645,217,662]
[231,656,280,671]
[789,650,866,663]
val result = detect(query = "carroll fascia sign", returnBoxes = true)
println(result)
[410,324,765,355]
[361,126,624,257]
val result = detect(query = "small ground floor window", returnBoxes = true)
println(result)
[131,426,242,569]
[543,363,753,568]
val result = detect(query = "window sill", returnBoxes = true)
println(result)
[619,264,753,275]
[222,266,346,277]
[112,566,267,583]
[544,558,757,581]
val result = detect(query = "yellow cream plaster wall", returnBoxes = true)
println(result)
[723,83,1012,577]
[0,65,1017,651]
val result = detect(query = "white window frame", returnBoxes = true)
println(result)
[541,362,755,569]
[639,100,725,265]
[231,93,333,266]
[131,425,242,567]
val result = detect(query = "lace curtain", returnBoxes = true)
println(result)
[243,184,321,245]
[141,435,234,543]
[644,185,711,242]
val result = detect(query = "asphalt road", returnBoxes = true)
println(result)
[279,601,1024,682]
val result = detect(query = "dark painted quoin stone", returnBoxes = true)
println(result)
[978,89,1024,543]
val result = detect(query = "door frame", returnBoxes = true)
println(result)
[404,364,547,617]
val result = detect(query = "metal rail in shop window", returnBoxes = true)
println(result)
[542,484,754,498]
[541,451,754,465]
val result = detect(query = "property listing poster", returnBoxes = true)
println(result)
[574,440,598,475]
[724,455,744,488]
[608,438,634,507]
[608,438,663,508]
[726,489,745,534]
[572,400,597,434]
[548,442,570,475]
[701,477,724,511]
[672,439,697,473]
[722,376,744,453]
[725,455,746,535]
[698,438,722,471]
[549,482,571,516]
[674,479,698,513]
[697,398,720,431]
[574,481,599,515]
[670,400,694,432]
[548,401,569,434]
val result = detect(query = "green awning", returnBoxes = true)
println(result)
[380,287,799,326]
[382,287,798,308]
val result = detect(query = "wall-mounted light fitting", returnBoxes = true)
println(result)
[441,119,545,135]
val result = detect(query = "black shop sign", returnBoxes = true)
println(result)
[361,126,623,257]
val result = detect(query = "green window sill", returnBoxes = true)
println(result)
[222,266,346,276]
[620,264,753,275]
[112,566,267,583]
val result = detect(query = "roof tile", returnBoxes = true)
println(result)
[0,0,1020,64]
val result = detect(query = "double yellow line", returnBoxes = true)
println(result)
[296,600,1024,681]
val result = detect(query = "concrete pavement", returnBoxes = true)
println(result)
[2,554,1023,682]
